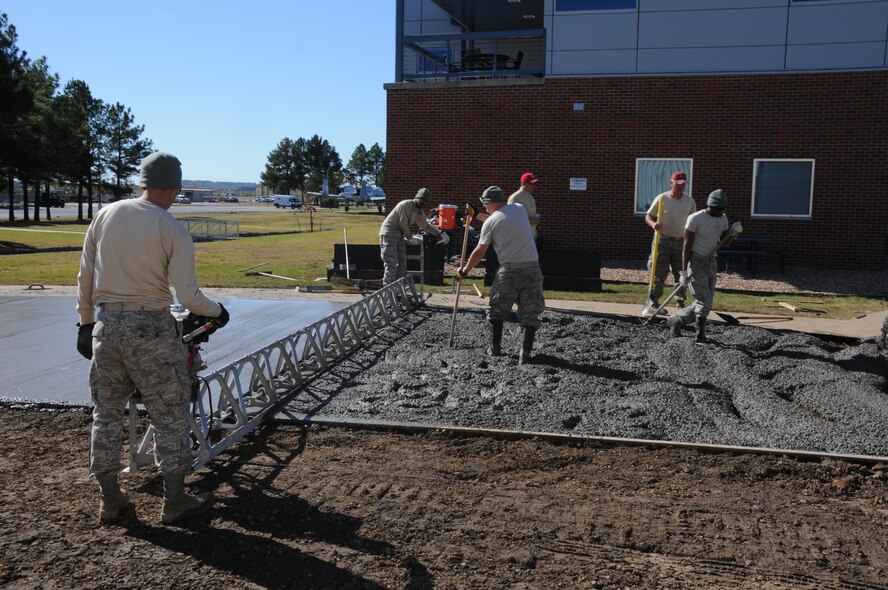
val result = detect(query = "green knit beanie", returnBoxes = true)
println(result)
[139,152,182,189]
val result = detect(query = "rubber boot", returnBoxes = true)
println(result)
[161,474,213,524]
[695,317,707,344]
[488,321,503,357]
[97,473,130,522]
[667,314,683,338]
[518,327,536,365]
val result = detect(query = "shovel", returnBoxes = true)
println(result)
[448,206,475,347]
[713,311,794,325]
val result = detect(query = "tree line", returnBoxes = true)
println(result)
[0,13,153,223]
[261,136,385,200]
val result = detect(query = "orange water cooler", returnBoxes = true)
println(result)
[437,204,458,230]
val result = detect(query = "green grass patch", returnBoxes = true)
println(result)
[1,210,885,320]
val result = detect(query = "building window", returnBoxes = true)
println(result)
[752,159,814,219]
[635,158,693,215]
[556,0,636,11]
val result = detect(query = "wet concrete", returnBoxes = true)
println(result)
[286,305,888,457]
[0,296,347,405]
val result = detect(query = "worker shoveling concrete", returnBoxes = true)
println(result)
[285,305,888,458]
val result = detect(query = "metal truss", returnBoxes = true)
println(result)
[127,276,419,472]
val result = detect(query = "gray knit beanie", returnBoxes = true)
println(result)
[139,152,182,189]
[707,189,728,208]
[480,186,505,204]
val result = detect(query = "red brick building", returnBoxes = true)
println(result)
[387,0,888,270]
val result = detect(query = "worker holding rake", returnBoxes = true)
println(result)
[668,189,742,343]
[457,186,543,364]
[642,171,696,317]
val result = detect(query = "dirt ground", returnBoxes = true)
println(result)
[1,407,886,590]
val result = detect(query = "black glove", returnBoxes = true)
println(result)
[456,267,469,281]
[76,322,95,360]
[213,303,229,329]
[183,312,214,343]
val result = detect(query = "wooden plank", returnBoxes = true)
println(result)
[778,301,801,312]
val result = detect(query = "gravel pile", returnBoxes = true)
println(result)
[287,306,888,457]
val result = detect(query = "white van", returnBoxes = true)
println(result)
[273,195,302,209]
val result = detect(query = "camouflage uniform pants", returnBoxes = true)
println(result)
[647,234,686,304]
[488,262,545,329]
[89,310,193,476]
[675,253,717,326]
[380,235,406,285]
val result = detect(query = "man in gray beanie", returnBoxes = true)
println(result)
[458,186,544,364]
[378,187,449,285]
[667,189,742,343]
[76,151,230,524]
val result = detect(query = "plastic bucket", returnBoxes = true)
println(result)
[437,204,458,230]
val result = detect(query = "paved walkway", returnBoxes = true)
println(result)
[1,285,883,340]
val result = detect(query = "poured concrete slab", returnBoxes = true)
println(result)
[0,296,346,405]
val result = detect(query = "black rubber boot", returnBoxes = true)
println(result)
[488,321,503,357]
[695,317,707,344]
[519,327,536,365]
[668,314,683,338]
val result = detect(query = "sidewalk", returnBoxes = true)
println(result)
[422,292,887,340]
[2,284,883,340]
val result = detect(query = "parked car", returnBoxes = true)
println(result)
[224,196,239,203]
[174,195,191,204]
[38,195,66,207]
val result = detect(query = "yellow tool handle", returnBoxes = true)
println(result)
[648,196,665,291]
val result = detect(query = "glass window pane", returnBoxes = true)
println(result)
[635,159,692,214]
[753,161,813,216]
[557,0,636,11]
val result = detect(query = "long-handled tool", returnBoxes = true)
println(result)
[343,227,351,280]
[713,312,793,325]
[641,228,738,327]
[448,205,474,347]
[641,197,665,317]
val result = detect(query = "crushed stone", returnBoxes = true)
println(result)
[285,306,888,457]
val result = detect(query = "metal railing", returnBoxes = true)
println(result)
[180,217,240,240]
[127,276,419,472]
[400,29,545,82]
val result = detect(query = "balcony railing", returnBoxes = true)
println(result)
[399,29,545,82]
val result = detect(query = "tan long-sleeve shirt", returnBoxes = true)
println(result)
[76,198,221,324]
[378,199,441,239]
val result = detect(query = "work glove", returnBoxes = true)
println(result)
[437,232,450,245]
[407,236,422,246]
[213,303,230,328]
[183,313,215,343]
[466,203,477,219]
[456,267,469,281]
[678,270,688,287]
[729,221,743,236]
[76,322,95,360]
[182,303,228,344]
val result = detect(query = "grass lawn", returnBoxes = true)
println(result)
[1,210,885,320]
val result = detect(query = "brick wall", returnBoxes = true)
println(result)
[386,71,888,270]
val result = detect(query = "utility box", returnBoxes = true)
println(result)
[484,249,602,292]
[328,242,446,286]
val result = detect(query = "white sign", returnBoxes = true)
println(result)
[570,178,587,191]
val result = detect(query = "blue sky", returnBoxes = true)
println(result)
[4,1,395,183]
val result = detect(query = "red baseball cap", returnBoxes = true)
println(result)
[671,171,687,184]
[521,172,540,185]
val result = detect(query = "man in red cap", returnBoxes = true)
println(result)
[642,170,696,316]
[508,172,540,240]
